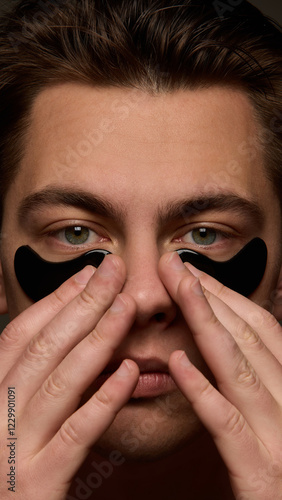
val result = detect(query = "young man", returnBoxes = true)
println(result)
[0,0,281,498]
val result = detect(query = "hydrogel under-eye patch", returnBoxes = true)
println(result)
[14,238,267,302]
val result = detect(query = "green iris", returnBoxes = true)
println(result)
[192,228,217,245]
[65,226,90,245]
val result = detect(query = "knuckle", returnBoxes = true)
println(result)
[41,371,67,400]
[50,286,69,309]
[24,336,46,360]
[224,407,246,436]
[260,307,280,330]
[0,321,25,349]
[248,306,279,331]
[197,379,215,402]
[59,418,83,447]
[94,386,112,409]
[235,358,259,390]
[78,286,114,314]
[23,328,57,364]
[88,324,107,347]
[236,320,264,350]
[49,277,88,313]
[78,286,96,308]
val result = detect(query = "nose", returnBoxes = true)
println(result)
[121,242,178,328]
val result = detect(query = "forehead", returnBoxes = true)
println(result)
[8,83,274,217]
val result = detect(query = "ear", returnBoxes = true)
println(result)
[272,266,282,322]
[0,260,8,314]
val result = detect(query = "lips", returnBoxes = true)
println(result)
[96,357,177,399]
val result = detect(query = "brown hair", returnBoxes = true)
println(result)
[0,0,281,224]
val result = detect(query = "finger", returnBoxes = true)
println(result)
[195,288,282,405]
[159,252,282,374]
[36,359,139,487]
[185,262,282,360]
[0,265,95,380]
[169,350,268,487]
[22,292,137,453]
[159,251,189,296]
[1,255,126,408]
[160,253,282,444]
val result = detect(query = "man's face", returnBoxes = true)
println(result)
[0,84,281,459]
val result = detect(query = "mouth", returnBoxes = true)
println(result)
[96,357,177,399]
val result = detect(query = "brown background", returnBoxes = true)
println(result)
[2,1,280,23]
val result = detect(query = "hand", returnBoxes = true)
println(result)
[0,255,139,499]
[159,252,282,499]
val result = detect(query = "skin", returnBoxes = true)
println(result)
[0,84,281,499]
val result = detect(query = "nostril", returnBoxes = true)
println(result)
[155,312,166,323]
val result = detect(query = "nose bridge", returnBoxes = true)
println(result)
[122,235,177,326]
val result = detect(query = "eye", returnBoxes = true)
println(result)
[182,227,219,246]
[191,228,217,245]
[64,226,90,245]
[54,226,101,246]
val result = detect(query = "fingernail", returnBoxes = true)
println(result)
[109,294,127,313]
[116,360,131,377]
[166,252,185,270]
[97,255,119,277]
[178,351,192,368]
[191,278,204,296]
[75,266,95,284]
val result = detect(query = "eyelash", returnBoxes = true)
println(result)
[47,225,108,247]
[174,226,233,247]
[47,224,232,251]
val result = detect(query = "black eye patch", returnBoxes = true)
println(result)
[14,247,110,302]
[176,237,267,297]
[14,238,267,302]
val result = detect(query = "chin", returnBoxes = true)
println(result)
[94,390,202,462]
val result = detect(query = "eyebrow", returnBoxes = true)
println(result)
[159,193,264,226]
[17,186,264,227]
[18,186,126,223]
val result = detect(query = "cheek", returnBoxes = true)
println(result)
[249,259,281,312]
[1,255,33,319]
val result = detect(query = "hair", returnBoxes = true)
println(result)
[0,0,281,225]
